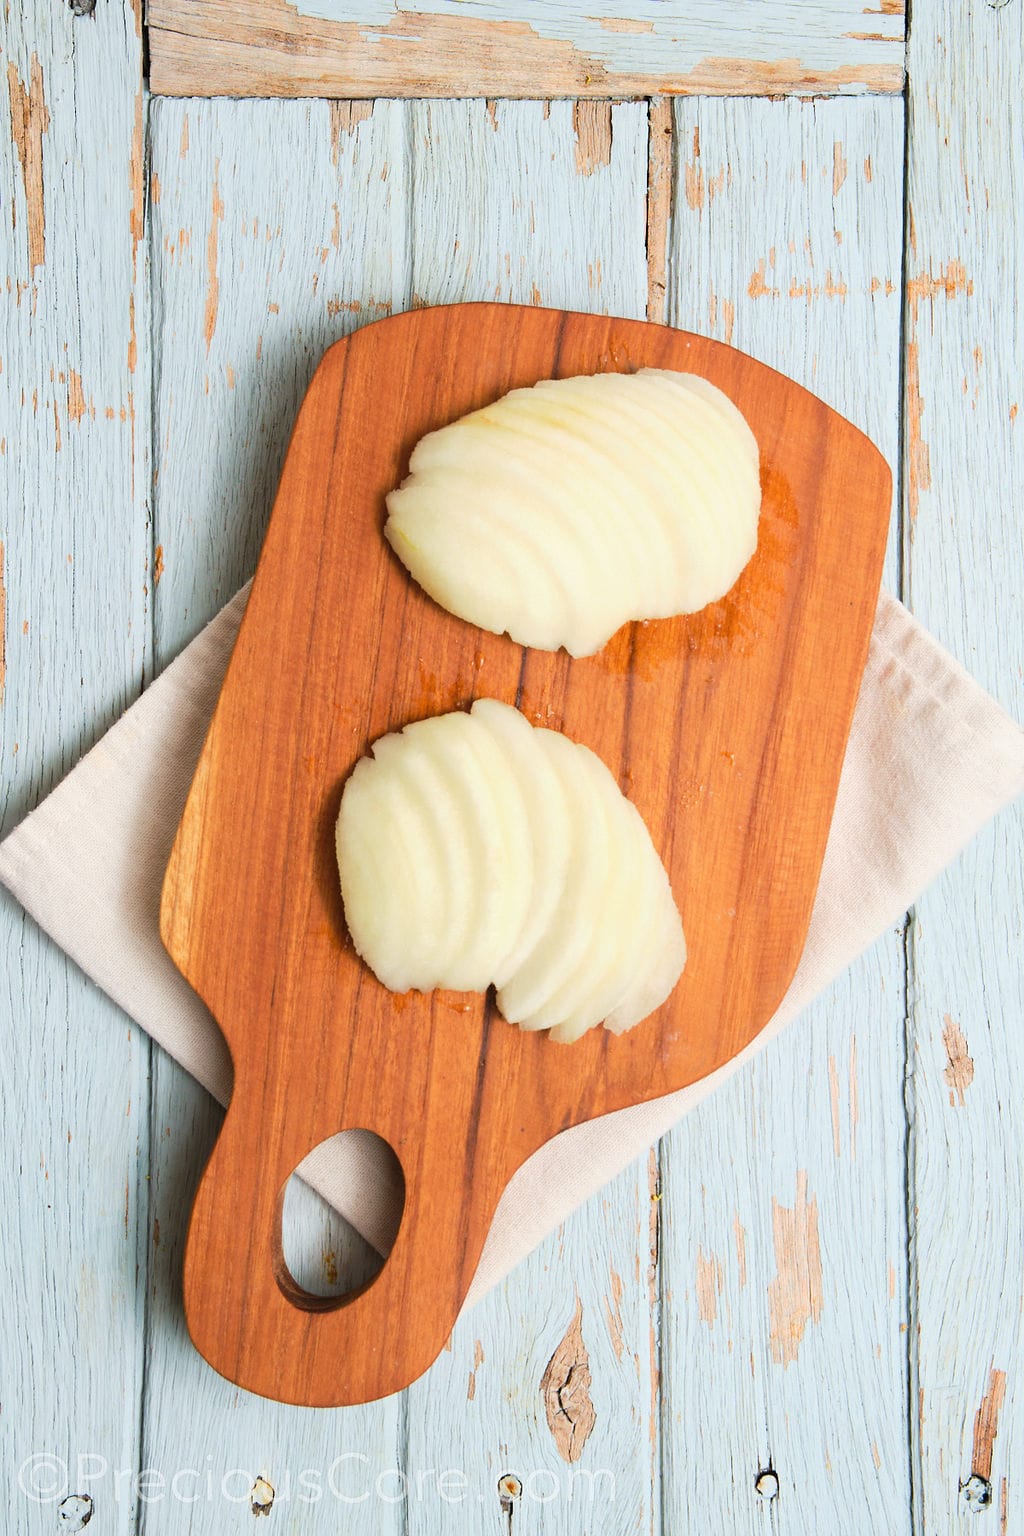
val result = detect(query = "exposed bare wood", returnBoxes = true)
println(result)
[767,1171,824,1368]
[572,100,613,176]
[6,54,49,271]
[645,97,672,322]
[972,1367,1008,1482]
[203,164,224,352]
[941,1014,975,1107]
[695,1248,724,1328]
[329,98,374,163]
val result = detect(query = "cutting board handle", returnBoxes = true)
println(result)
[180,1046,491,1407]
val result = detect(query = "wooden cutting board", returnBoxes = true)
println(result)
[160,302,890,1406]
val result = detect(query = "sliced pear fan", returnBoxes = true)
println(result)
[384,369,761,658]
[335,700,686,1043]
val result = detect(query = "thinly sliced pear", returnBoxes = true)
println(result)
[385,478,568,648]
[493,732,612,1026]
[405,712,532,992]
[544,793,662,1040]
[415,425,637,653]
[384,369,761,656]
[605,895,687,1035]
[464,388,662,585]
[336,756,441,993]
[336,701,686,1042]
[366,731,474,986]
[469,700,572,989]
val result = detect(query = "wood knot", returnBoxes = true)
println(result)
[539,1298,597,1463]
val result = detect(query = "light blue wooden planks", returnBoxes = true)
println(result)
[150,97,410,662]
[407,98,648,312]
[659,96,912,1530]
[903,0,1024,1528]
[0,1,151,1531]
[139,1058,404,1531]
[405,1153,662,1530]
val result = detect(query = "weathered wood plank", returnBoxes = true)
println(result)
[152,89,658,1516]
[141,97,409,1533]
[148,0,904,101]
[658,95,911,1529]
[151,96,409,661]
[0,1,150,1530]
[145,90,655,1516]
[399,97,660,1532]
[407,1154,659,1528]
[407,98,648,312]
[903,0,1024,1526]
[140,1058,401,1529]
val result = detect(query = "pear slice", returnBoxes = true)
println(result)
[384,369,760,657]
[336,700,686,1043]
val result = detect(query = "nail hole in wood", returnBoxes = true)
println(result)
[250,1475,274,1516]
[499,1472,522,1529]
[961,1474,993,1511]
[754,1467,779,1500]
[57,1494,93,1530]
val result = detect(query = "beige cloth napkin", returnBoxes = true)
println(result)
[1,586,1022,1307]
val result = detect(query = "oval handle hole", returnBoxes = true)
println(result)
[275,1130,404,1309]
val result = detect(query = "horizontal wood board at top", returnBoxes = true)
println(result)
[659,94,912,1530]
[1,2,152,1533]
[147,0,904,100]
[902,0,1024,1527]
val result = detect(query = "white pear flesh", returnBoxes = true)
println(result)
[335,700,686,1043]
[384,369,761,658]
